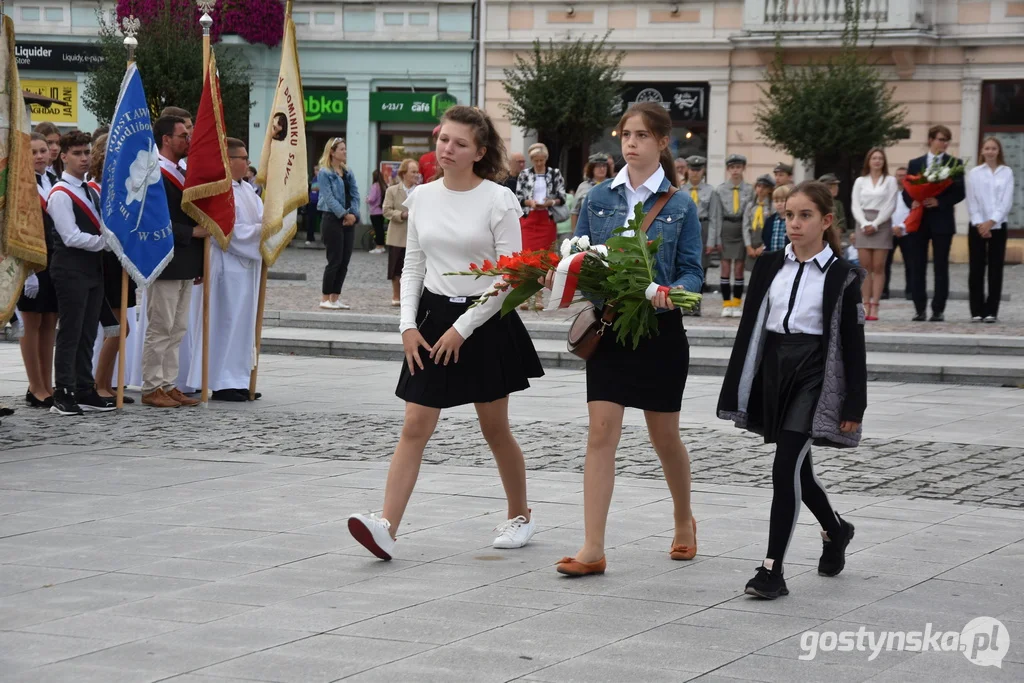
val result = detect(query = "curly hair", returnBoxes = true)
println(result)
[436,105,508,182]
[60,130,92,153]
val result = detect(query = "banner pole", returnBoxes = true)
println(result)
[248,262,268,400]
[117,17,140,410]
[198,1,214,404]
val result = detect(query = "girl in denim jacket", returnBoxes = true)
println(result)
[317,138,361,310]
[552,102,704,577]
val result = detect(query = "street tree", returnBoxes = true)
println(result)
[502,32,625,178]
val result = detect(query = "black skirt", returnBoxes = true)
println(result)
[17,269,58,313]
[396,289,544,409]
[387,246,405,281]
[103,251,137,309]
[586,308,689,413]
[761,332,825,443]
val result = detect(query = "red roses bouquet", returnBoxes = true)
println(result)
[902,156,965,234]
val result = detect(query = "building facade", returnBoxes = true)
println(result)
[483,0,1024,241]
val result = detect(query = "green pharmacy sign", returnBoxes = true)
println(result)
[304,90,348,122]
[370,92,458,122]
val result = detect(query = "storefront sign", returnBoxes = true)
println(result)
[614,83,709,122]
[15,42,103,72]
[369,92,457,123]
[22,80,77,124]
[304,90,348,122]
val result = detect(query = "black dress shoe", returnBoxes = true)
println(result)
[912,312,927,322]
[212,389,248,402]
[929,313,944,322]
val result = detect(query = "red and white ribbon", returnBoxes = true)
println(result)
[645,282,670,301]
[550,251,589,308]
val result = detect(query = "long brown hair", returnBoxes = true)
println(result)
[861,147,889,177]
[89,134,108,182]
[980,136,1006,167]
[788,181,842,256]
[435,105,508,182]
[616,102,677,189]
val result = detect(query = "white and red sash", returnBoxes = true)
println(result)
[161,167,184,192]
[49,184,102,233]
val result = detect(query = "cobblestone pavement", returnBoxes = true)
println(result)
[268,245,1024,333]
[4,392,1023,509]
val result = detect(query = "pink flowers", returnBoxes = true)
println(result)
[117,0,285,48]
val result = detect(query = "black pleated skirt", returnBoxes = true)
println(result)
[761,332,825,443]
[17,268,58,313]
[586,309,689,413]
[396,289,544,409]
[103,251,137,309]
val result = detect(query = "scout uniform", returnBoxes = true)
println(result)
[710,154,753,315]
[681,155,714,271]
[743,174,777,270]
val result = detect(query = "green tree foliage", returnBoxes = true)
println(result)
[501,32,625,169]
[754,0,909,162]
[83,6,253,137]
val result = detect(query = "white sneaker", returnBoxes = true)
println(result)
[492,513,536,549]
[971,316,983,323]
[335,301,351,310]
[319,300,337,310]
[720,305,732,318]
[348,513,396,560]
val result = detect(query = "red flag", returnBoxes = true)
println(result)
[182,51,234,250]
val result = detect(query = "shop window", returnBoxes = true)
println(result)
[980,80,1024,231]
[315,12,335,26]
[409,12,430,26]
[21,7,40,21]
[293,12,310,25]
[44,7,63,22]
[384,12,405,26]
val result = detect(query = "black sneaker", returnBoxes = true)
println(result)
[77,389,117,413]
[50,389,84,416]
[211,389,247,402]
[744,565,788,599]
[818,516,855,576]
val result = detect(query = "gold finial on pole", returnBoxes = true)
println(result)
[198,0,215,74]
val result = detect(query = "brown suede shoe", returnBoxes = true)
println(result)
[167,388,200,407]
[142,388,180,408]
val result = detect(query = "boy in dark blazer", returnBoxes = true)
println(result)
[901,125,965,322]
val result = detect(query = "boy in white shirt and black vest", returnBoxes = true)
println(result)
[47,131,116,416]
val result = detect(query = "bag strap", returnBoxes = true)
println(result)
[640,185,677,233]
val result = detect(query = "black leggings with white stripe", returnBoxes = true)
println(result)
[766,431,842,569]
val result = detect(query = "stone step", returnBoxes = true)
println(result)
[258,326,1024,387]
[261,311,1024,356]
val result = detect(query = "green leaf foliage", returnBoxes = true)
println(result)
[501,32,625,152]
[83,5,253,138]
[501,280,543,315]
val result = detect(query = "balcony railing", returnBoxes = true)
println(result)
[743,0,932,35]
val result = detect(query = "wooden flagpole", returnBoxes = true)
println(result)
[116,16,141,411]
[248,0,293,401]
[198,1,215,404]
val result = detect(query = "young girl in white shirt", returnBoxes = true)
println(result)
[348,106,543,561]
[967,137,1014,323]
[719,181,867,599]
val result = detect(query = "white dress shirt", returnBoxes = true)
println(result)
[37,171,54,198]
[967,164,1014,228]
[892,192,910,230]
[158,153,185,186]
[47,172,105,252]
[399,179,524,339]
[766,243,837,336]
[850,174,898,228]
[610,164,666,234]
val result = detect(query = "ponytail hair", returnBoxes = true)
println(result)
[616,102,677,189]
[789,181,842,256]
[436,105,508,182]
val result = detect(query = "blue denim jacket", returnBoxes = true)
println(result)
[575,175,704,298]
[317,167,361,222]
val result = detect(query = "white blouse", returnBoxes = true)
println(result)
[766,243,837,336]
[532,174,548,204]
[967,164,1014,228]
[399,179,524,339]
[851,174,899,229]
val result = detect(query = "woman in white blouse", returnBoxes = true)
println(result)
[347,106,544,562]
[967,137,1014,323]
[851,148,899,320]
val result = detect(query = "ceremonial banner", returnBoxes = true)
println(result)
[182,51,234,251]
[99,63,173,288]
[256,13,307,267]
[0,15,46,325]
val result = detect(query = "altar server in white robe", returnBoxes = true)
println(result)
[185,137,263,401]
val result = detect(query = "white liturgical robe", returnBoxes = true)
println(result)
[184,180,264,392]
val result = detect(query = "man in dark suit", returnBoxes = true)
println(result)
[902,125,965,322]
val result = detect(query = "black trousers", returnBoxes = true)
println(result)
[968,224,1008,319]
[908,225,953,316]
[370,214,386,247]
[321,212,355,296]
[766,431,842,569]
[304,207,317,242]
[52,268,104,392]
[883,234,913,297]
